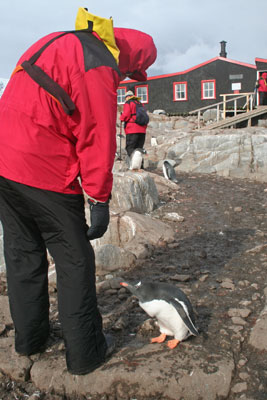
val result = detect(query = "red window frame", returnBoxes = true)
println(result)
[201,80,216,100]
[173,81,188,101]
[135,84,149,103]
[117,86,127,104]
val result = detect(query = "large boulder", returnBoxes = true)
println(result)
[111,170,159,213]
[150,130,267,182]
[249,286,267,350]
[29,344,234,399]
[91,211,175,275]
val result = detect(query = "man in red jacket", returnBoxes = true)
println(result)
[120,90,148,158]
[256,72,267,105]
[0,8,156,375]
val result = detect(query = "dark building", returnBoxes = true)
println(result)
[118,42,257,114]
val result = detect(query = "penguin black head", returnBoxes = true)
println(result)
[120,281,143,299]
[120,281,171,303]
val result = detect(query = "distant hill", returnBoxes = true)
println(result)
[0,78,9,98]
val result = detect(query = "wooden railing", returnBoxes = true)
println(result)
[189,92,255,129]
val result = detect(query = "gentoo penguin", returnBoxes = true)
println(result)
[129,148,145,170]
[162,160,178,183]
[151,136,158,146]
[120,281,198,349]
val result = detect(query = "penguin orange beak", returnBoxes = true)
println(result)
[120,282,128,287]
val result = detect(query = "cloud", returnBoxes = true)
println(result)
[150,40,219,76]
[0,0,266,78]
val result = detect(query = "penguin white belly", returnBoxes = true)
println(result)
[140,300,189,341]
[130,150,143,170]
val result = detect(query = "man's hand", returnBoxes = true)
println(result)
[87,200,110,240]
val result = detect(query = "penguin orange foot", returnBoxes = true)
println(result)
[167,339,180,349]
[151,333,166,344]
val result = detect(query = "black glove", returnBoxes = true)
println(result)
[87,200,110,240]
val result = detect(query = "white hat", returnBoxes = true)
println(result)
[125,90,134,97]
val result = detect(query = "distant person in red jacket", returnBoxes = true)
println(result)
[0,8,156,375]
[256,72,267,105]
[120,90,149,158]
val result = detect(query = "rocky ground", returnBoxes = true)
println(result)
[0,169,267,399]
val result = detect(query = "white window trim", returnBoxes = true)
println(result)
[202,80,216,100]
[173,82,187,101]
[135,86,148,104]
[117,87,126,104]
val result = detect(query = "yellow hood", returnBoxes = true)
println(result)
[75,8,120,64]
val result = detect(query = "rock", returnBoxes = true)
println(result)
[0,323,5,335]
[239,372,250,380]
[221,281,235,290]
[95,244,136,275]
[138,318,156,334]
[30,346,234,399]
[199,274,209,282]
[245,243,267,253]
[91,211,175,271]
[152,131,267,183]
[231,317,247,326]
[239,300,252,306]
[164,212,185,222]
[109,277,124,290]
[110,171,159,213]
[28,392,43,400]
[234,206,242,212]
[203,108,222,122]
[112,316,128,331]
[231,382,248,394]
[228,308,251,318]
[238,358,248,367]
[0,296,12,325]
[170,274,191,282]
[153,109,166,115]
[96,280,111,294]
[250,315,267,350]
[104,289,117,296]
[0,337,32,382]
[252,293,261,301]
[249,287,267,350]
[251,283,259,290]
[229,325,244,333]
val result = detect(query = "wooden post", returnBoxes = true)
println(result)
[217,104,220,122]
[222,95,226,119]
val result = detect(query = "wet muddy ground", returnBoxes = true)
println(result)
[0,171,267,399]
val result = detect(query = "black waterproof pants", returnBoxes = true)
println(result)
[259,91,267,105]
[0,176,107,375]
[125,133,146,157]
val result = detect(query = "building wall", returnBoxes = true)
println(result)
[121,59,256,114]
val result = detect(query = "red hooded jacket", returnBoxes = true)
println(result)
[0,28,156,202]
[120,97,147,134]
[257,72,267,92]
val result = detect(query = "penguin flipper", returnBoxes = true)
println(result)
[169,298,199,336]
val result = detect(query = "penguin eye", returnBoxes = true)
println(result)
[135,281,141,288]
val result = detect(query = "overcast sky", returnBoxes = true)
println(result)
[0,0,266,79]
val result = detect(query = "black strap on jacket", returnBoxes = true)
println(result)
[19,29,91,116]
[20,31,79,115]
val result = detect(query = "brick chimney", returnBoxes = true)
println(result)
[220,41,227,58]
